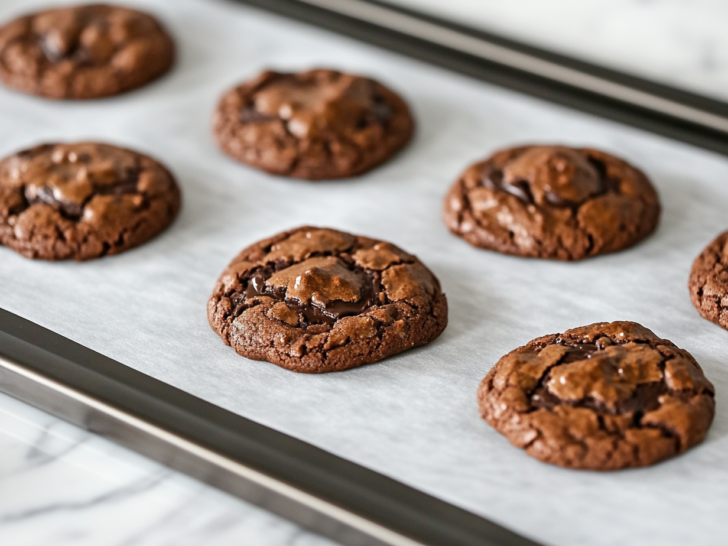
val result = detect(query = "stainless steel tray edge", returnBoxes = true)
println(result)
[0,309,537,546]
[0,355,407,546]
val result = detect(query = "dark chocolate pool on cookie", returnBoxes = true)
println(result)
[235,258,382,326]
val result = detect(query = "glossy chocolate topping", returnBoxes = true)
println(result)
[5,143,142,220]
[482,146,610,207]
[235,256,381,325]
[32,5,157,66]
[530,336,667,414]
[244,73,391,138]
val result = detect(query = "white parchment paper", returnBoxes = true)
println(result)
[1,1,727,545]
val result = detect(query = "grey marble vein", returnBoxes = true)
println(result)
[17,424,89,475]
[0,473,168,524]
[0,392,339,546]
[113,483,236,546]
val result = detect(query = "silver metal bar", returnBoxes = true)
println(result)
[0,306,537,546]
[0,354,423,546]
[301,0,728,134]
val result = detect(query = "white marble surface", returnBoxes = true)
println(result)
[2,2,728,546]
[0,392,337,546]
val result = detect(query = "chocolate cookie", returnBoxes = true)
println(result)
[208,226,447,372]
[0,4,174,99]
[478,321,715,470]
[0,142,181,261]
[689,230,728,330]
[443,146,660,260]
[212,69,414,180]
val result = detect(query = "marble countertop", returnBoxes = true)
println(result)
[0,393,337,546]
[2,1,726,546]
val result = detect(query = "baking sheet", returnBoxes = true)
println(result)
[1,1,727,545]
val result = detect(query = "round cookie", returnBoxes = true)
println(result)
[208,226,447,372]
[689,230,728,330]
[0,142,181,261]
[478,321,715,470]
[443,145,660,260]
[0,4,174,99]
[212,69,414,180]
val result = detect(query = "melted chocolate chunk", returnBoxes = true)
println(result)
[560,342,601,363]
[237,265,382,325]
[530,385,562,409]
[25,186,82,218]
[587,156,621,194]
[587,156,607,181]
[531,337,663,414]
[538,156,608,209]
[481,168,535,204]
[482,168,503,191]
[504,179,534,203]
[481,155,622,210]
[621,382,667,416]
[531,379,667,415]
[242,270,286,304]
[7,191,30,216]
[23,166,141,220]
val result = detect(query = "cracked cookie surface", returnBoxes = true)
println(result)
[443,145,660,260]
[0,142,181,261]
[212,69,414,180]
[207,226,448,373]
[478,321,715,470]
[0,4,174,99]
[689,230,728,330]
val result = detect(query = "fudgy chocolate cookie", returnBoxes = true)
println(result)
[478,321,715,470]
[689,230,728,330]
[0,142,181,260]
[213,69,414,180]
[0,4,174,99]
[208,226,447,372]
[443,146,660,260]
